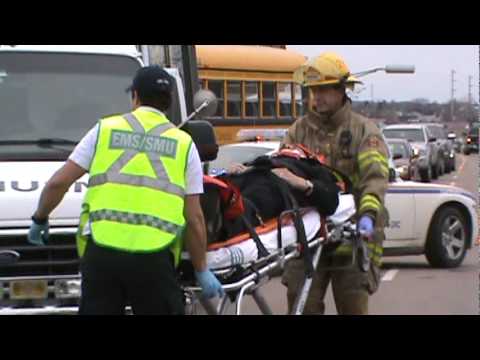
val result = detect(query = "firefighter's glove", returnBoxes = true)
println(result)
[358,215,374,239]
[28,220,50,246]
[195,270,225,299]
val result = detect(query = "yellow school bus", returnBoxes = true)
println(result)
[196,45,307,144]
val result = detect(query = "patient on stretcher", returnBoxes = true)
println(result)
[201,144,351,247]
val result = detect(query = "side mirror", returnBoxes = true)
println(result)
[181,120,218,162]
[0,250,20,266]
[393,153,403,160]
[193,89,218,119]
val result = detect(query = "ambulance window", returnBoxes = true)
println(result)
[0,52,142,160]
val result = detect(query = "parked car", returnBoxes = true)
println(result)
[386,138,419,181]
[383,124,441,183]
[207,131,477,268]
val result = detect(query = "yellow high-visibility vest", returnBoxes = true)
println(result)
[77,108,192,266]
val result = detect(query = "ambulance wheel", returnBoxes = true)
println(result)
[425,207,467,268]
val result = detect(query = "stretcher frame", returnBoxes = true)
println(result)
[182,215,359,316]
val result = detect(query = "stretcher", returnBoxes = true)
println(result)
[180,194,363,315]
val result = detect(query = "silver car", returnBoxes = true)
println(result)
[383,124,441,182]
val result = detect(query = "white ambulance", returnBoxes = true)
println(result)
[0,45,192,314]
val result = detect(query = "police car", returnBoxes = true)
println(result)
[207,129,478,269]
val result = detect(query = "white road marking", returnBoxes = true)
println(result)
[381,269,399,282]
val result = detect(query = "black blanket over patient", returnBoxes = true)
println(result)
[201,155,342,245]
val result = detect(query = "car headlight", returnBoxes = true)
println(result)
[413,147,426,156]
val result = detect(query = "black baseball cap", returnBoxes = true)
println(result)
[126,65,173,96]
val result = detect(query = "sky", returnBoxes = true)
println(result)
[287,45,479,104]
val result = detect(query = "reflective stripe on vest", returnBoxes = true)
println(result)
[89,209,182,235]
[359,194,381,213]
[84,110,191,258]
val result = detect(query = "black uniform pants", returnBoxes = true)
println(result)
[79,239,185,315]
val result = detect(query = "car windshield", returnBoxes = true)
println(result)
[388,143,408,158]
[0,52,181,161]
[383,129,425,143]
[209,145,274,173]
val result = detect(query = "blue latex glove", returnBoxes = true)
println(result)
[358,215,374,239]
[28,221,49,246]
[195,270,225,299]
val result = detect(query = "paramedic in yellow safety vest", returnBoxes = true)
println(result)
[279,52,389,315]
[28,66,224,315]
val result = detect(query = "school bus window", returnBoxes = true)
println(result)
[207,80,224,117]
[245,81,259,117]
[278,82,292,117]
[226,81,242,117]
[294,84,304,117]
[262,82,276,118]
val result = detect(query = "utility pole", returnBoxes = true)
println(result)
[450,69,456,121]
[468,75,473,104]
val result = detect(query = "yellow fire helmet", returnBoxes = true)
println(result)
[293,52,363,90]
